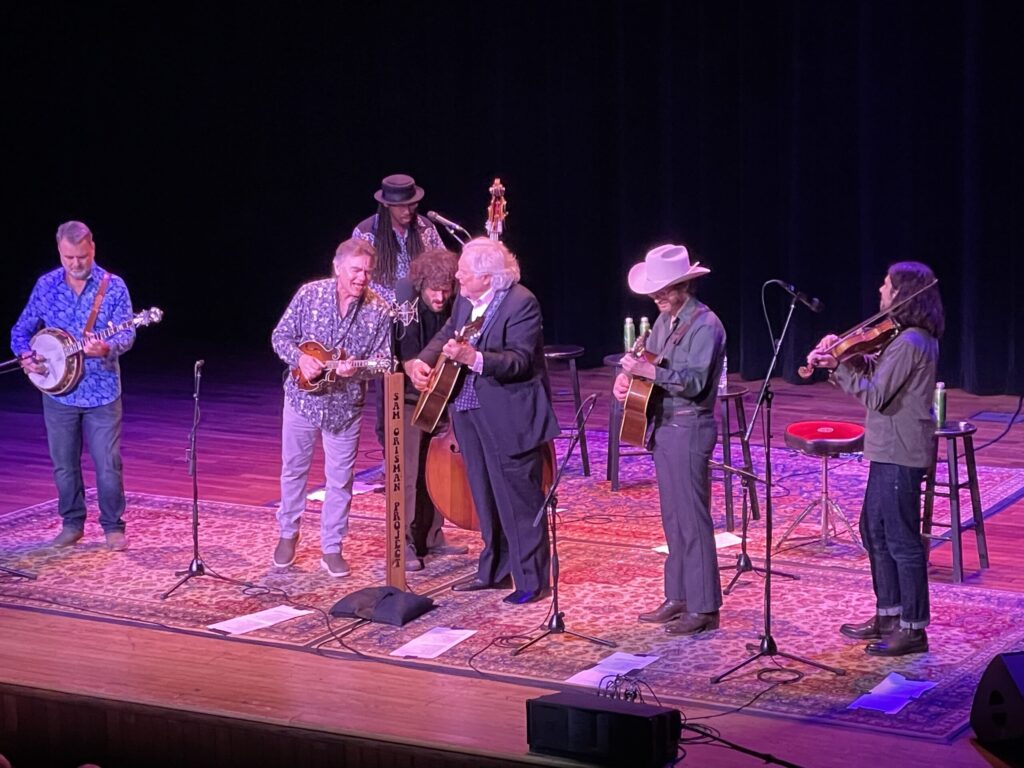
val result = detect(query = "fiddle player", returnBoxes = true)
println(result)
[806,262,944,656]
[405,238,559,605]
[394,248,469,571]
[10,221,136,551]
[613,244,726,636]
[270,238,392,577]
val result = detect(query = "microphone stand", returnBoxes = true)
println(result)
[162,361,233,599]
[709,459,795,595]
[513,395,617,656]
[712,294,845,683]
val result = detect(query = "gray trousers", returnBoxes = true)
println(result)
[452,408,550,592]
[651,413,722,614]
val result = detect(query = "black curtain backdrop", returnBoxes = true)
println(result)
[2,1,1021,394]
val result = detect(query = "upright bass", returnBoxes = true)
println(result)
[420,179,554,531]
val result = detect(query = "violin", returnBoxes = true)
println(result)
[797,277,938,378]
[798,318,899,378]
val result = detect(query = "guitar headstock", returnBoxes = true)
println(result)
[630,330,649,358]
[134,307,164,327]
[455,315,485,342]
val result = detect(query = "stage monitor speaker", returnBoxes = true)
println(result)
[971,651,1024,761]
[526,691,681,767]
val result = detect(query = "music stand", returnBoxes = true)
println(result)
[513,395,617,656]
[711,291,845,683]
[162,361,234,599]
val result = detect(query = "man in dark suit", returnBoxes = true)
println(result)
[406,238,559,605]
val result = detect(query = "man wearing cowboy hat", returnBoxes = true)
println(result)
[353,173,444,305]
[613,244,726,635]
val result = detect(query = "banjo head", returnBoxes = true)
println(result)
[28,328,82,395]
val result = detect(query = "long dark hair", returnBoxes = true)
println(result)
[371,204,425,287]
[889,261,945,339]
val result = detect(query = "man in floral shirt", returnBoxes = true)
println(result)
[11,221,135,551]
[271,238,392,577]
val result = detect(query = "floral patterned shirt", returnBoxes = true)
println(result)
[10,264,135,407]
[271,278,392,433]
[351,214,444,304]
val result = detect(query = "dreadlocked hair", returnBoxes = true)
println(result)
[371,203,426,287]
[888,261,945,339]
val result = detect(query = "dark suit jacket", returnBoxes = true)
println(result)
[419,283,559,455]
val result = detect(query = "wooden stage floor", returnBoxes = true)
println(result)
[1,356,1022,767]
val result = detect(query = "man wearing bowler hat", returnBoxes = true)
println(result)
[353,174,444,305]
[613,244,726,635]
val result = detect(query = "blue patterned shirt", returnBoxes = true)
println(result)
[10,264,135,407]
[272,278,393,433]
[352,214,444,304]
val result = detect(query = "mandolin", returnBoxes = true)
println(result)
[411,316,485,433]
[619,331,656,447]
[291,340,391,393]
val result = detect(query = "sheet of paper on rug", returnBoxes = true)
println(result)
[653,532,742,556]
[847,672,938,714]
[389,627,477,659]
[207,605,313,635]
[565,652,661,688]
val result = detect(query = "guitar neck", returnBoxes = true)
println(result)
[324,358,390,370]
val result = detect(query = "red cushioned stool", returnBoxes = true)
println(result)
[776,420,866,551]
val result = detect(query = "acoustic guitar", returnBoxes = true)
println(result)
[619,331,657,447]
[27,307,163,395]
[411,316,485,433]
[292,340,392,393]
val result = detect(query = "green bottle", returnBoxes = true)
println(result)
[933,382,946,427]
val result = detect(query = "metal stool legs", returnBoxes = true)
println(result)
[776,454,863,550]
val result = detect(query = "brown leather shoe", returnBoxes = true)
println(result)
[104,531,127,551]
[638,599,688,624]
[865,628,928,657]
[272,534,300,568]
[50,528,84,548]
[839,614,899,640]
[665,611,720,636]
[320,552,352,578]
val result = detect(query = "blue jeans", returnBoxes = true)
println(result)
[42,396,126,534]
[860,462,929,628]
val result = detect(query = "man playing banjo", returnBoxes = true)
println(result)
[10,221,136,551]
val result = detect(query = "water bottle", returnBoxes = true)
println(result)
[639,316,651,339]
[933,381,946,427]
[719,351,729,394]
[623,317,636,353]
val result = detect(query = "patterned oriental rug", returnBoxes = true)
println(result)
[2,435,1023,742]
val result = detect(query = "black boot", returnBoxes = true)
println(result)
[865,627,928,657]
[839,614,899,640]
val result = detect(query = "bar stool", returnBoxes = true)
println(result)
[716,385,761,532]
[543,344,590,476]
[603,353,651,490]
[776,420,865,551]
[922,420,989,583]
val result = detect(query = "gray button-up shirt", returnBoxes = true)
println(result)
[833,327,938,468]
[646,296,727,425]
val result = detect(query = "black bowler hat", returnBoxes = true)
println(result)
[374,174,425,205]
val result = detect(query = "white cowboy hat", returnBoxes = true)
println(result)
[627,244,710,295]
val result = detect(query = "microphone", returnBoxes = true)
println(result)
[391,297,420,328]
[426,211,471,237]
[773,280,825,313]
[194,359,205,374]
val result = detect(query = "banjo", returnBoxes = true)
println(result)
[27,307,163,395]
